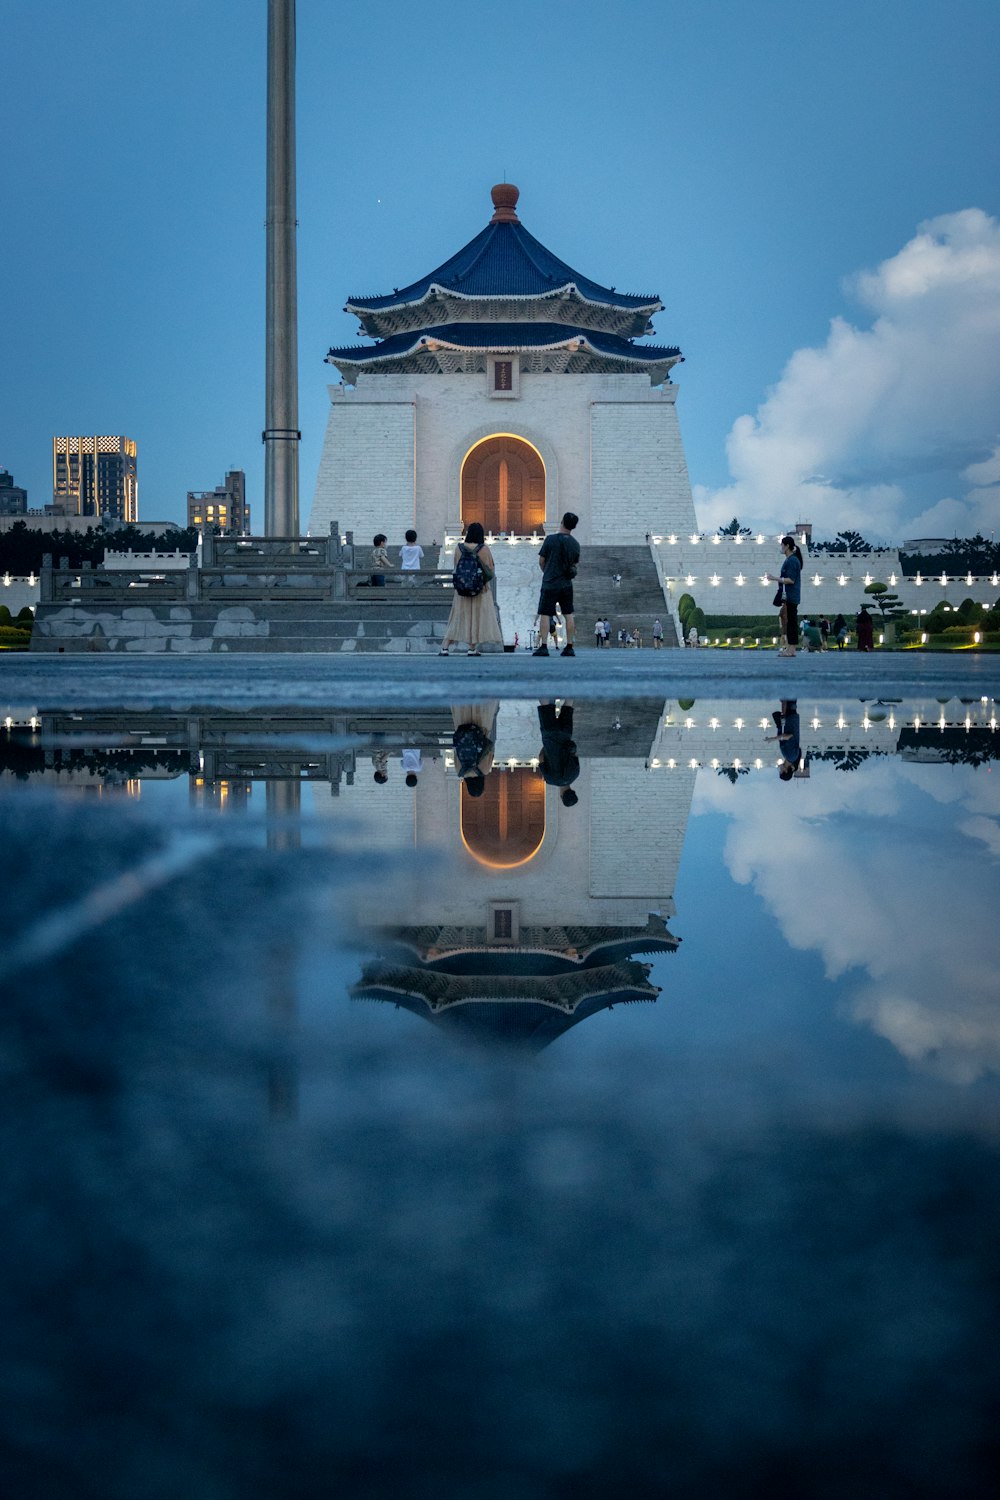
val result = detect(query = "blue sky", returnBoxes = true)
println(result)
[2,0,999,541]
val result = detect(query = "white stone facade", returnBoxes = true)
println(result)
[309,371,697,548]
[652,537,1000,620]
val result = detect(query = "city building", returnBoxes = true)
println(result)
[51,436,138,523]
[187,470,250,533]
[0,468,28,515]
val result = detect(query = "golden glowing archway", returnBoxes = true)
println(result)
[461,770,546,869]
[461,435,545,533]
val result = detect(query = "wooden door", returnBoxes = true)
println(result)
[461,436,545,534]
[462,770,546,868]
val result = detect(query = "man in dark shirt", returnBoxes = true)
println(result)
[536,700,580,805]
[533,512,581,657]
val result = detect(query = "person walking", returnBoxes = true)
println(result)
[533,512,580,657]
[594,618,606,649]
[834,613,848,649]
[767,536,803,657]
[439,521,502,657]
[652,618,664,648]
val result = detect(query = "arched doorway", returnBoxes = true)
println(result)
[461,770,546,868]
[461,435,545,534]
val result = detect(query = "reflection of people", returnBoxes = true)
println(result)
[372,749,389,784]
[534,512,580,657]
[451,701,497,797]
[401,747,423,788]
[767,536,803,657]
[535,700,580,806]
[856,606,875,651]
[440,521,502,657]
[766,700,802,780]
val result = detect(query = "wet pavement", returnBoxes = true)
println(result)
[2,660,999,1499]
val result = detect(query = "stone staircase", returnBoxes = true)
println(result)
[572,545,676,647]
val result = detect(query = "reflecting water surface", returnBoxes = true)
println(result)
[1,695,999,1497]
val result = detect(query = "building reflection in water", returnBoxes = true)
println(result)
[2,695,998,1060]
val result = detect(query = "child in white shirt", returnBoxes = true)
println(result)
[400,529,424,581]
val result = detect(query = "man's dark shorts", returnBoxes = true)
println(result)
[538,584,574,618]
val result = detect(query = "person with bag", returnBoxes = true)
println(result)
[533,512,580,657]
[767,536,803,657]
[451,700,498,797]
[439,521,502,656]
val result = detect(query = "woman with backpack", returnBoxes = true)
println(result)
[439,520,503,656]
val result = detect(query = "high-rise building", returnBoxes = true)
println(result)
[187,470,250,533]
[0,468,28,515]
[51,436,138,523]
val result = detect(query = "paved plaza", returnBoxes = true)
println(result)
[3,648,998,712]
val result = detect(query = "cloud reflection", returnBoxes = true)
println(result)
[695,760,1000,1082]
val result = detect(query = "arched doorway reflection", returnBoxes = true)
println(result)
[461,769,546,868]
[461,435,545,534]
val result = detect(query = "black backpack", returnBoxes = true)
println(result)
[453,722,489,773]
[452,543,487,597]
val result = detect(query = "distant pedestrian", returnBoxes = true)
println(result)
[634,627,643,649]
[687,625,699,648]
[652,618,664,648]
[369,533,392,587]
[400,528,424,583]
[834,613,848,649]
[612,572,622,588]
[820,616,830,649]
[856,606,875,651]
[800,618,823,652]
[595,618,606,648]
[533,512,580,657]
[603,617,611,646]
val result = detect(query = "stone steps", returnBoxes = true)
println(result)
[572,546,676,646]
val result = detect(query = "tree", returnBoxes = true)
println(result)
[718,517,752,538]
[863,582,907,618]
[836,529,871,552]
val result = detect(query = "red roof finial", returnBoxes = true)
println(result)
[490,183,520,223]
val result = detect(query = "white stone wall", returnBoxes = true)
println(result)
[309,372,697,548]
[1,575,39,612]
[652,539,1000,620]
[590,384,695,542]
[311,395,416,546]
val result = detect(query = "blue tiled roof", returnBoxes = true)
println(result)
[346,220,661,314]
[327,322,681,364]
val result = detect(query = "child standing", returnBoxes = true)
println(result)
[400,528,424,583]
[369,534,392,587]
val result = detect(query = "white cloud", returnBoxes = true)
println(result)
[696,210,1000,543]
[695,758,1000,1082]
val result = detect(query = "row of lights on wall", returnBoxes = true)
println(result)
[658,706,996,734]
